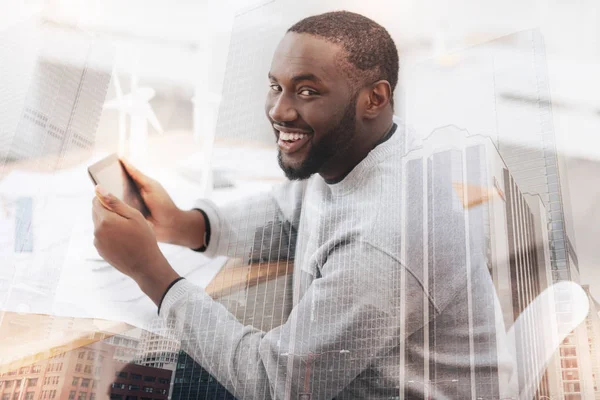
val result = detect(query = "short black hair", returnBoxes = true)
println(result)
[288,11,399,107]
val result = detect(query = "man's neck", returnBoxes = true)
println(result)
[320,118,396,184]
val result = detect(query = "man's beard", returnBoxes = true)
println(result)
[278,95,358,181]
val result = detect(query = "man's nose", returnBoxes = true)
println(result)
[268,94,298,123]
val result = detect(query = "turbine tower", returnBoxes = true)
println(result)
[103,59,163,161]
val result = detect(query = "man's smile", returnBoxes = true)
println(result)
[274,124,313,154]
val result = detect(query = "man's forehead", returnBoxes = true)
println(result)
[269,33,343,81]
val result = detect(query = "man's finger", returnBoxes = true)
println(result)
[92,197,101,226]
[92,196,114,226]
[95,185,136,219]
[93,189,112,211]
[92,196,110,218]
[120,158,148,188]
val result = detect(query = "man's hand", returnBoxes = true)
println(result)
[92,185,180,306]
[121,158,206,249]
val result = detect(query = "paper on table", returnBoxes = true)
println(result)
[1,200,227,331]
[0,190,87,315]
[57,239,226,303]
[53,253,227,332]
[0,158,228,331]
[53,196,227,329]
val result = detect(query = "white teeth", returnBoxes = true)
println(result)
[280,132,307,141]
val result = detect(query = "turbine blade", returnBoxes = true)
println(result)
[112,66,123,100]
[146,107,163,134]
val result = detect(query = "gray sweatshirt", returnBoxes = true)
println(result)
[159,123,515,399]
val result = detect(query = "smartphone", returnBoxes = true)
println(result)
[87,154,150,217]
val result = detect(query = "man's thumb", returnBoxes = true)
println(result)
[120,158,148,188]
[95,185,134,219]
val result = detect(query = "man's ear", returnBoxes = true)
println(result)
[363,80,391,120]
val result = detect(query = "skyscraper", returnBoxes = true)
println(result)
[0,20,112,319]
[405,29,591,398]
[0,20,111,166]
[171,351,236,400]
[492,30,592,399]
[0,341,115,400]
[582,285,600,399]
[103,334,140,365]
[403,125,558,398]
[135,317,179,370]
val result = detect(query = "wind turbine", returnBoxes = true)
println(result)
[188,92,224,196]
[103,60,163,161]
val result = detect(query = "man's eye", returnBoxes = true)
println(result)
[270,84,282,92]
[299,89,316,96]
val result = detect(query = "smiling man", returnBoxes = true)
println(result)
[269,19,396,183]
[92,11,513,399]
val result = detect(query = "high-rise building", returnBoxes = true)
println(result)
[523,194,564,397]
[0,20,111,317]
[582,285,600,399]
[0,20,38,169]
[135,317,179,371]
[491,31,592,400]
[0,341,115,400]
[171,351,236,400]
[109,362,171,400]
[0,313,113,373]
[404,28,591,398]
[0,339,173,400]
[103,334,140,364]
[403,125,557,398]
[0,20,111,166]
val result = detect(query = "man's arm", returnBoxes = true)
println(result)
[195,181,305,264]
[119,158,303,263]
[159,241,435,399]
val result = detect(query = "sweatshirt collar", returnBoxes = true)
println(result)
[323,121,404,196]
[323,122,398,185]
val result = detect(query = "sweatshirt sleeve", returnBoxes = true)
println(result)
[194,181,305,264]
[159,241,436,400]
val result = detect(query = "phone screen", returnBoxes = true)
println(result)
[88,154,149,217]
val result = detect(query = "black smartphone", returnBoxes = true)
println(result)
[88,153,150,217]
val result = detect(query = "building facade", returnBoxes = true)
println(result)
[109,362,171,400]
[0,340,173,400]
[171,351,235,400]
[0,20,110,165]
[103,334,140,365]
[491,31,592,399]
[0,341,114,400]
[582,285,600,399]
[135,317,179,371]
[403,125,557,398]
[403,28,592,398]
